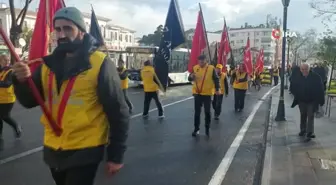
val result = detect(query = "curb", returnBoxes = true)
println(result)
[260,94,274,185]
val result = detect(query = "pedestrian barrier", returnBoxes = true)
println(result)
[260,68,272,85]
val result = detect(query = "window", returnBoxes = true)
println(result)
[115,32,118,40]
[230,33,236,37]
[119,34,123,41]
[110,32,113,40]
[129,35,132,42]
[125,35,128,42]
[255,39,259,42]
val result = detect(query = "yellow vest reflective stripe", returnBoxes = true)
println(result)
[192,64,215,96]
[40,51,109,150]
[141,66,159,92]
[120,68,128,89]
[0,69,15,103]
[233,72,248,90]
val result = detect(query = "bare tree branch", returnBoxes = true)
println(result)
[16,0,33,24]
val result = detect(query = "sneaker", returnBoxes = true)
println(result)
[142,114,149,118]
[158,114,165,119]
[214,115,219,120]
[307,133,316,138]
[192,129,200,137]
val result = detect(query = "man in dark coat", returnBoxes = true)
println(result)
[291,63,325,142]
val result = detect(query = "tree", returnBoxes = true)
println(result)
[316,36,336,88]
[138,25,164,46]
[21,26,33,54]
[289,29,318,63]
[9,0,33,47]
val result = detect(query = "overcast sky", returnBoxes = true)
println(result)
[18,0,327,37]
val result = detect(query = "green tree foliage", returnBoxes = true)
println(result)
[21,26,33,54]
[316,36,336,66]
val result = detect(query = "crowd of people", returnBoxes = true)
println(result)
[0,6,331,185]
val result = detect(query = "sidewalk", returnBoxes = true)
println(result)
[262,88,336,185]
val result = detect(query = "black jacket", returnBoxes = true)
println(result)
[291,70,325,108]
[13,34,129,169]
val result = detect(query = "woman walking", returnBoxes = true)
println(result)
[0,54,21,139]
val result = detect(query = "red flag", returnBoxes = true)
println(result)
[218,19,230,72]
[28,0,65,73]
[188,11,207,73]
[255,48,264,74]
[243,37,252,75]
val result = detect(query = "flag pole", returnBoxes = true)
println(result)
[198,3,212,63]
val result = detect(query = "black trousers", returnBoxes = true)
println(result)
[234,89,246,110]
[122,89,133,110]
[50,164,99,185]
[298,102,315,134]
[143,91,163,116]
[0,103,19,135]
[194,95,211,130]
[212,94,224,116]
[273,76,279,86]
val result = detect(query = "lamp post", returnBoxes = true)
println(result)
[275,0,290,122]
[284,36,291,89]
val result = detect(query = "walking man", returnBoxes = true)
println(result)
[141,60,164,118]
[212,64,229,120]
[232,64,248,112]
[12,7,129,185]
[117,59,133,113]
[188,55,220,137]
[291,63,324,142]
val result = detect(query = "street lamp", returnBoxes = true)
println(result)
[275,0,290,122]
[284,35,292,89]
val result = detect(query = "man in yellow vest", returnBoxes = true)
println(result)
[232,64,248,112]
[272,65,279,86]
[0,54,22,139]
[188,55,220,137]
[212,64,229,120]
[117,59,133,113]
[141,60,164,118]
[12,7,129,185]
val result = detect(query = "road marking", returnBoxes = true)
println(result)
[130,92,141,95]
[208,86,277,185]
[0,96,193,165]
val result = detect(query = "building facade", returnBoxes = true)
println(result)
[0,3,136,59]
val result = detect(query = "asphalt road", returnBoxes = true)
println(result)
[0,84,275,185]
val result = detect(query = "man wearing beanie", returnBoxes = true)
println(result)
[12,7,129,185]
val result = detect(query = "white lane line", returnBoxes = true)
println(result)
[0,96,193,165]
[208,86,277,185]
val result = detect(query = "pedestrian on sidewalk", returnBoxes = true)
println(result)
[188,55,220,137]
[291,63,325,142]
[140,60,164,119]
[0,54,22,139]
[117,58,133,113]
[212,64,229,120]
[272,65,280,86]
[12,7,129,185]
[231,64,248,112]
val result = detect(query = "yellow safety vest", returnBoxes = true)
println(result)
[141,66,159,92]
[0,69,15,104]
[273,69,279,76]
[120,68,128,89]
[233,71,248,90]
[40,51,109,150]
[192,64,215,96]
[219,73,227,95]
